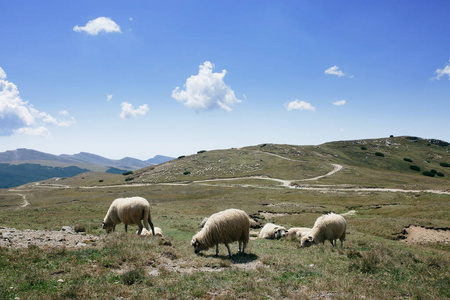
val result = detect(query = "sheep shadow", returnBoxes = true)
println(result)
[200,252,259,264]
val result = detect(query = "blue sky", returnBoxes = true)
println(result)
[1,1,449,160]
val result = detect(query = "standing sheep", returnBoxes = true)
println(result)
[191,208,250,258]
[300,213,346,248]
[259,223,287,239]
[102,196,155,236]
[286,227,311,240]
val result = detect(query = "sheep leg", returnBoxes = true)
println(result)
[215,244,219,257]
[149,219,155,236]
[225,243,232,258]
[124,224,128,232]
[137,224,143,235]
[330,240,335,247]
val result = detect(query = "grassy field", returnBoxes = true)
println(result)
[0,137,449,299]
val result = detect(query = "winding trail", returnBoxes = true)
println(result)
[17,193,30,208]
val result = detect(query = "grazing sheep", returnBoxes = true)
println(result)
[102,196,155,236]
[286,227,311,240]
[137,227,163,237]
[191,208,250,258]
[259,223,287,239]
[300,213,346,248]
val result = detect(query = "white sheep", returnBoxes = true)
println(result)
[137,227,163,237]
[259,223,287,239]
[300,213,346,248]
[286,227,311,240]
[191,208,250,258]
[102,196,155,236]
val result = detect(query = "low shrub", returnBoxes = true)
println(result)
[430,169,437,174]
[403,158,413,162]
[440,162,450,167]
[125,177,134,181]
[375,152,385,157]
[177,155,185,159]
[361,147,367,151]
[436,172,445,177]
[197,150,207,154]
[410,165,421,172]
[422,171,435,177]
[122,171,133,176]
[183,171,191,175]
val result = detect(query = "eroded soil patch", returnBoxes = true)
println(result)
[400,225,450,244]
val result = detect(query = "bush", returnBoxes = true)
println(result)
[197,150,207,154]
[122,171,133,176]
[440,162,450,167]
[430,169,437,174]
[125,177,134,181]
[361,147,367,151]
[436,172,445,177]
[403,158,413,162]
[410,165,421,172]
[422,171,435,177]
[183,171,191,175]
[177,155,185,159]
[375,152,385,157]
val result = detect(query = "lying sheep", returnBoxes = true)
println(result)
[102,196,155,236]
[286,227,311,240]
[137,227,163,237]
[259,223,287,239]
[300,213,346,248]
[191,208,250,258]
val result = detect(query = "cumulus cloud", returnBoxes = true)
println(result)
[120,102,149,119]
[73,17,121,35]
[332,100,346,106]
[432,60,450,80]
[0,67,75,136]
[284,99,316,112]
[325,65,345,77]
[107,94,113,102]
[172,61,242,112]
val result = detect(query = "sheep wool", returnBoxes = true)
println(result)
[286,227,311,240]
[259,223,287,239]
[137,227,163,237]
[102,196,155,236]
[191,208,250,258]
[300,213,346,248]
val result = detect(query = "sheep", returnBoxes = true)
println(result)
[102,196,155,236]
[259,223,287,239]
[137,227,163,237]
[191,208,250,258]
[286,227,311,240]
[300,213,346,248]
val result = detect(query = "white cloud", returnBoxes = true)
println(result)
[284,99,316,112]
[172,61,242,112]
[325,65,345,77]
[332,100,346,106]
[107,94,113,102]
[73,17,121,35]
[0,67,6,80]
[0,67,75,136]
[432,60,450,80]
[13,126,51,137]
[120,102,149,119]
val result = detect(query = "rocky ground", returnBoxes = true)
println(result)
[0,226,102,249]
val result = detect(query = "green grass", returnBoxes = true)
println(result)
[0,137,449,298]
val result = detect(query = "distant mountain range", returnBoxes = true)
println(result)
[0,149,174,188]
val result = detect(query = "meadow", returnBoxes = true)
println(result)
[0,137,449,299]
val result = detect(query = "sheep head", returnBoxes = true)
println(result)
[274,227,287,239]
[300,235,314,248]
[102,221,115,233]
[191,237,208,254]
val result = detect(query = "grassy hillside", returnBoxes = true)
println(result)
[0,136,448,299]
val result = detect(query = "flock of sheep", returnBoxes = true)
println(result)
[102,196,347,258]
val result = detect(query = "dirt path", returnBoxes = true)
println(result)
[17,193,30,208]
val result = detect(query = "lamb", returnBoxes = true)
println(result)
[300,213,346,248]
[259,223,287,239]
[137,227,163,237]
[191,208,250,258]
[102,196,155,236]
[286,227,311,240]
